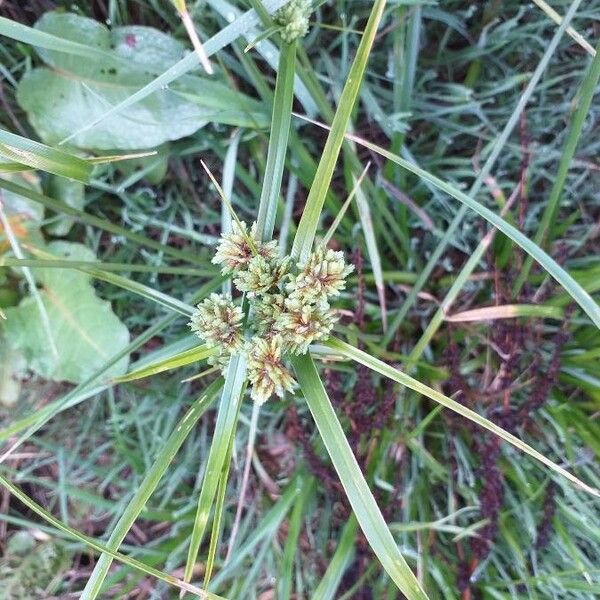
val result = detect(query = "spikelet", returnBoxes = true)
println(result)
[287,247,354,302]
[274,0,312,43]
[189,293,243,352]
[247,336,296,404]
[276,297,338,354]
[212,221,277,275]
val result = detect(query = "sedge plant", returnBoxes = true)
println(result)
[0,1,599,599]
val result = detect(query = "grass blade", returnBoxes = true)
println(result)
[378,0,587,345]
[81,378,223,600]
[353,172,387,329]
[0,474,223,599]
[531,0,595,56]
[204,425,235,586]
[57,0,290,145]
[184,353,247,583]
[22,245,199,316]
[0,257,214,276]
[325,337,600,498]
[312,516,358,600]
[256,40,297,240]
[291,353,428,599]
[278,475,314,600]
[0,177,206,265]
[300,123,600,330]
[444,304,564,323]
[0,128,92,181]
[291,0,386,261]
[114,345,217,383]
[514,39,600,293]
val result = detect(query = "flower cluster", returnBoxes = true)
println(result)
[189,221,353,404]
[274,0,312,43]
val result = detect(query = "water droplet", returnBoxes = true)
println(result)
[226,11,236,23]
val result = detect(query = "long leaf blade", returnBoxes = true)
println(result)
[326,337,600,498]
[291,0,386,261]
[0,474,223,599]
[291,353,428,599]
[184,353,248,583]
[114,345,217,383]
[0,128,92,181]
[81,379,223,599]
[300,124,600,331]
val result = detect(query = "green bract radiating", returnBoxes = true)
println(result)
[190,221,353,403]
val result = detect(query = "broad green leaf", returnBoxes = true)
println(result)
[81,378,223,600]
[0,171,43,227]
[291,0,386,262]
[50,0,290,146]
[0,271,219,447]
[326,337,600,498]
[114,344,217,383]
[291,353,429,600]
[0,128,92,182]
[0,333,26,407]
[16,12,268,150]
[3,241,130,382]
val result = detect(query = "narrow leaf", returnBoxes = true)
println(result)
[256,41,297,240]
[298,120,600,331]
[326,337,600,498]
[0,129,91,181]
[0,474,223,599]
[81,379,222,600]
[291,0,386,261]
[291,353,428,599]
[114,345,217,383]
[184,353,248,583]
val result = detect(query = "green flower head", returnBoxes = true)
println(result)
[274,0,312,43]
[254,292,286,335]
[189,293,244,352]
[276,296,338,354]
[233,255,291,297]
[212,221,278,275]
[247,335,296,404]
[198,220,351,401]
[287,246,354,302]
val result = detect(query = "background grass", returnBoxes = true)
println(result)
[0,0,599,598]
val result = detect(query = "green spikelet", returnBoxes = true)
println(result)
[247,335,296,404]
[274,0,312,43]
[288,247,354,302]
[189,293,244,352]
